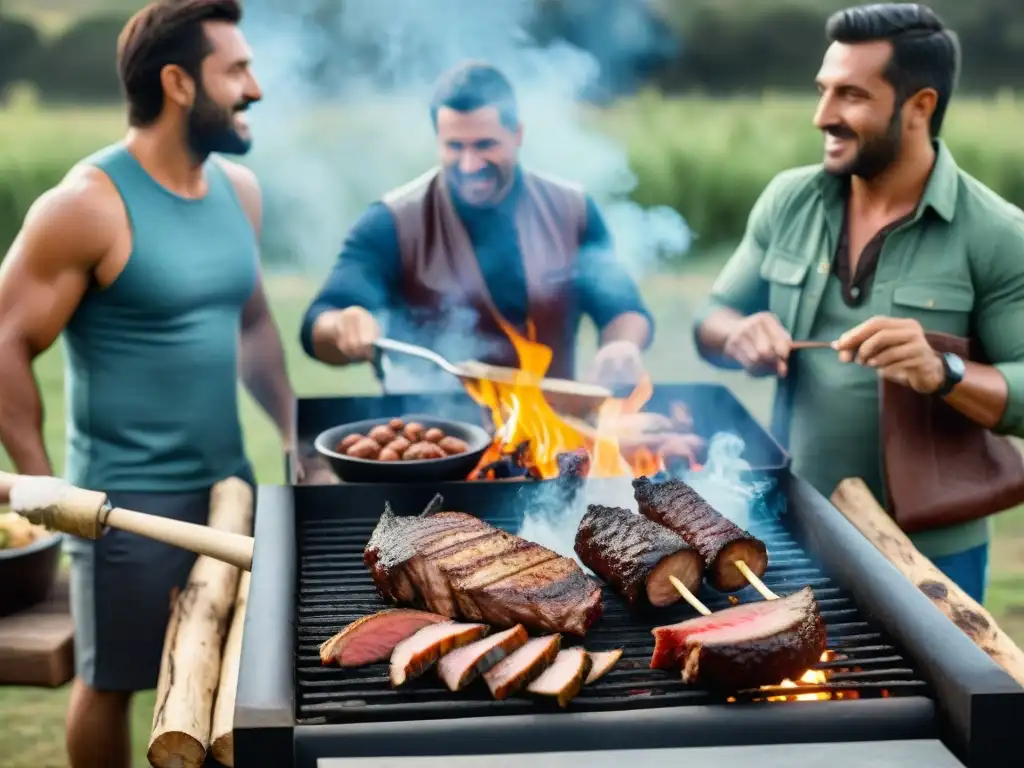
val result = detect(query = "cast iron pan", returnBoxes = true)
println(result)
[314,414,493,483]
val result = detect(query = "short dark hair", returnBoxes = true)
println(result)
[825,3,960,136]
[429,61,519,132]
[116,0,242,127]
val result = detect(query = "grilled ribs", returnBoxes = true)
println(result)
[364,495,604,636]
[574,504,703,607]
[651,586,827,690]
[633,476,768,592]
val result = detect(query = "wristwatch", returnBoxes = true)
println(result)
[934,352,966,397]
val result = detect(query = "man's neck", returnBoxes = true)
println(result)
[849,139,936,217]
[124,123,209,199]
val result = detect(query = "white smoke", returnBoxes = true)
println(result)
[239,0,691,278]
[515,432,779,570]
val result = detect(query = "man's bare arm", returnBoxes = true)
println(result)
[221,159,295,446]
[0,170,114,474]
[598,311,652,350]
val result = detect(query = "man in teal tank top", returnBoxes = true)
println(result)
[0,3,295,766]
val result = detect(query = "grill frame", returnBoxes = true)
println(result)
[235,476,1022,768]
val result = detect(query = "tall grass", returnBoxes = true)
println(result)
[3,92,1024,256]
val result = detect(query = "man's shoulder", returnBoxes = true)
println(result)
[522,168,586,196]
[762,164,825,208]
[954,168,1024,244]
[212,156,262,230]
[380,168,440,210]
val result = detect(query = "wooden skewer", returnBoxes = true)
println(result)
[668,575,712,616]
[735,560,778,600]
[790,340,836,351]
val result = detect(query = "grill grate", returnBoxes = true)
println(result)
[294,508,930,724]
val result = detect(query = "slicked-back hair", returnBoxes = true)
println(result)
[429,61,519,132]
[825,3,960,136]
[116,0,242,127]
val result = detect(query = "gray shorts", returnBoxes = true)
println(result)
[66,487,236,692]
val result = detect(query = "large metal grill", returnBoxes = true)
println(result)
[294,486,927,723]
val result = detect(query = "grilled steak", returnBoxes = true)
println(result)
[574,504,703,607]
[651,587,826,690]
[585,648,622,684]
[484,634,561,700]
[437,624,528,692]
[633,477,768,592]
[389,622,489,686]
[319,609,449,667]
[527,648,592,707]
[364,495,604,636]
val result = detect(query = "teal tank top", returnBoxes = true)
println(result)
[63,143,257,492]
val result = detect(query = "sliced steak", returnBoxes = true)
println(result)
[484,635,561,700]
[574,504,703,607]
[319,609,449,668]
[466,558,604,636]
[633,476,768,592]
[652,587,827,690]
[389,622,489,687]
[526,648,592,707]
[437,624,528,692]
[585,649,623,684]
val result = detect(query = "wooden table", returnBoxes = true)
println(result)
[0,571,75,687]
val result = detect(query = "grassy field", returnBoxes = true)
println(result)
[1,97,1024,766]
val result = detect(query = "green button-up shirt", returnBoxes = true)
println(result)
[694,140,1024,559]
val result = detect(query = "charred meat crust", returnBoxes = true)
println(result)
[363,495,604,636]
[632,476,768,592]
[684,594,827,690]
[574,504,702,606]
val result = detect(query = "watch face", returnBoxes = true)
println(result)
[946,353,966,379]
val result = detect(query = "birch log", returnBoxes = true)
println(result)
[210,570,251,767]
[147,478,254,768]
[831,477,1024,688]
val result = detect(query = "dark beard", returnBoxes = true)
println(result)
[185,86,252,161]
[826,110,902,180]
[445,162,513,208]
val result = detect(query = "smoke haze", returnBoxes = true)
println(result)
[239,0,692,279]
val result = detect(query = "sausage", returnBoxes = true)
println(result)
[403,441,445,460]
[368,425,397,445]
[385,437,411,456]
[424,427,445,443]
[336,433,363,453]
[403,422,426,442]
[347,438,381,459]
[388,418,406,432]
[439,436,469,455]
[378,447,401,462]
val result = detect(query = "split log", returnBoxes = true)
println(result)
[148,477,254,768]
[831,477,1024,688]
[210,570,251,767]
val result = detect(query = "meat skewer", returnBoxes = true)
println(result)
[574,504,703,608]
[653,586,827,690]
[633,476,768,593]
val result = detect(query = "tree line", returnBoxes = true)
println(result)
[1,0,1020,104]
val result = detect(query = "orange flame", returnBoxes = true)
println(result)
[462,314,663,480]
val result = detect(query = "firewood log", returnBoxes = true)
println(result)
[210,570,250,767]
[831,477,1024,688]
[147,478,254,768]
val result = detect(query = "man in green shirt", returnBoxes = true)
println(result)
[694,3,1024,604]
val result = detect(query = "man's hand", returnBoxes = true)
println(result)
[586,340,646,387]
[318,306,381,363]
[722,312,793,377]
[835,316,945,394]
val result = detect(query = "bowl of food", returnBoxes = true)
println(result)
[0,512,63,617]
[314,415,493,483]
